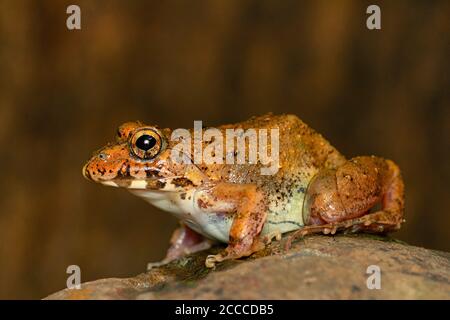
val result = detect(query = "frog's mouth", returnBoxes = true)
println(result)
[91,178,164,190]
[90,175,193,192]
[82,149,203,191]
[82,158,182,190]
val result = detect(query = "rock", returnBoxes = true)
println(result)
[45,234,450,299]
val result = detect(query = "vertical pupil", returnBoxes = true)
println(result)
[136,135,156,151]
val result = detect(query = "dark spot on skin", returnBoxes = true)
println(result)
[117,162,131,178]
[97,166,106,176]
[298,187,306,193]
[180,192,187,200]
[171,177,194,188]
[145,169,160,178]
[197,198,209,209]
[154,180,166,189]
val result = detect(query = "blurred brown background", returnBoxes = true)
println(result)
[0,0,449,299]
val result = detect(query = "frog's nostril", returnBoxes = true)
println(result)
[98,153,108,160]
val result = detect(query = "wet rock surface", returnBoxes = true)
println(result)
[45,234,450,300]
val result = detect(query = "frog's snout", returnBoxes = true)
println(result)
[82,156,109,182]
[82,150,130,185]
[82,162,92,181]
[82,150,114,182]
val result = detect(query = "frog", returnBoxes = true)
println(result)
[82,114,405,268]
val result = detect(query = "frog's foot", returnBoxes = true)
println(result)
[287,156,405,250]
[205,253,226,268]
[205,239,265,268]
[147,224,212,270]
[263,230,282,245]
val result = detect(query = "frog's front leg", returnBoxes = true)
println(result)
[286,156,405,248]
[147,224,213,270]
[196,183,268,268]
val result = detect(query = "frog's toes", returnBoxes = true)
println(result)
[205,254,223,268]
[147,262,163,271]
[147,260,168,271]
[322,226,338,235]
[263,230,282,245]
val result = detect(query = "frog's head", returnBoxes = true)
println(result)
[83,121,205,191]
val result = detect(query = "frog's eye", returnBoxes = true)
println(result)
[130,129,163,160]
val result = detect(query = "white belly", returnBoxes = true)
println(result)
[130,187,305,243]
[130,189,232,242]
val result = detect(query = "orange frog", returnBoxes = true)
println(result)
[83,114,404,268]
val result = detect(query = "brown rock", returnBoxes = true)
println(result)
[45,234,450,300]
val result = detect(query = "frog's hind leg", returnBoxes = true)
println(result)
[286,156,404,249]
[147,224,213,270]
[285,211,402,250]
